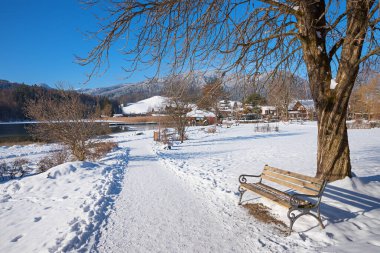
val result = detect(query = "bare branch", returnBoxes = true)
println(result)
[358,47,380,65]
[259,0,300,16]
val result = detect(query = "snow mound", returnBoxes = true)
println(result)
[0,148,129,253]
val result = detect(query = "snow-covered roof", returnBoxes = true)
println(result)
[187,109,216,118]
[122,96,168,115]
[299,100,315,110]
[261,106,276,110]
[289,99,315,111]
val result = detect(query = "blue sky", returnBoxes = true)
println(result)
[0,0,148,88]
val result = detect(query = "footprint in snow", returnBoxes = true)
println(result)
[83,205,90,212]
[11,235,23,242]
[34,217,42,222]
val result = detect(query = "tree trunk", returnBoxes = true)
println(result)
[297,0,371,181]
[315,94,352,181]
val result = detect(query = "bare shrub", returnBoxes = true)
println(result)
[87,141,118,161]
[0,162,7,181]
[52,149,70,165]
[37,157,56,173]
[37,149,72,174]
[25,89,110,161]
[0,159,30,180]
[12,158,29,178]
[160,129,174,146]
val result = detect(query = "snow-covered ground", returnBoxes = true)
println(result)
[1,122,379,252]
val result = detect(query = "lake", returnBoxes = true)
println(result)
[0,122,158,143]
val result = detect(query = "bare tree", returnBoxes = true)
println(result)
[163,77,195,143]
[349,74,380,120]
[197,77,228,122]
[267,73,304,120]
[80,0,379,181]
[25,89,109,161]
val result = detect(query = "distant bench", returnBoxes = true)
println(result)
[238,165,327,234]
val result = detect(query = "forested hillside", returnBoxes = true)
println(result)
[0,80,119,121]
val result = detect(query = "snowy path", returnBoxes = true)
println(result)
[95,133,320,252]
[97,135,239,252]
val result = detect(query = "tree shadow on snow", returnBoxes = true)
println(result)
[320,176,380,224]
[129,154,159,162]
[159,149,241,160]
[184,132,305,147]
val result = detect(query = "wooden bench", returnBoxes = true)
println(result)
[238,165,327,234]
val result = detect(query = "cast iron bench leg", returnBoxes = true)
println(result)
[238,186,246,205]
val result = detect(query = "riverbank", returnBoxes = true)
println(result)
[102,115,169,124]
[0,120,158,144]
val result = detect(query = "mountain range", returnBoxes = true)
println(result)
[80,71,311,103]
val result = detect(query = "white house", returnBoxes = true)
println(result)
[261,106,277,116]
[218,100,243,118]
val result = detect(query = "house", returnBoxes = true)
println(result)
[218,100,243,118]
[288,100,316,120]
[186,109,216,125]
[261,106,277,116]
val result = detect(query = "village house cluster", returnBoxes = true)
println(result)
[120,96,317,125]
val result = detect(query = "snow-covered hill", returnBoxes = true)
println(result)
[122,96,168,115]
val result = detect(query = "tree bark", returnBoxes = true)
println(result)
[297,0,371,181]
[316,89,352,181]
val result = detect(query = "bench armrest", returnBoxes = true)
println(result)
[239,174,261,184]
[289,193,321,208]
[290,180,327,207]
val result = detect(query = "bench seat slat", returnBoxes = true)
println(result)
[262,170,322,192]
[240,183,310,208]
[264,165,323,184]
[241,183,291,208]
[261,174,318,195]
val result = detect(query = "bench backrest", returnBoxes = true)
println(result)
[261,165,325,195]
